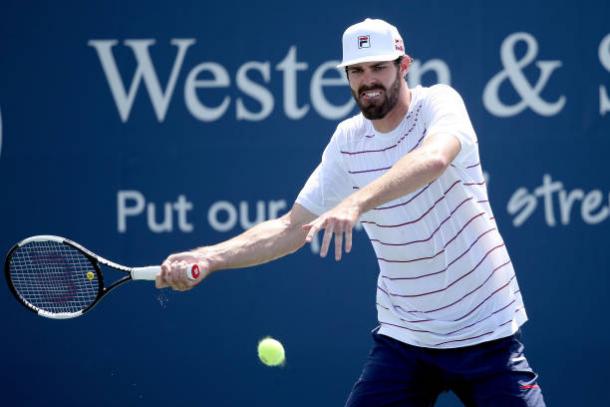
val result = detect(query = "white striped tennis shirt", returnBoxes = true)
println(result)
[296,84,527,349]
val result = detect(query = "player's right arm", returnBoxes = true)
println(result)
[156,203,317,290]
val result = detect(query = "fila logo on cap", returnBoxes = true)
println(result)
[358,35,370,49]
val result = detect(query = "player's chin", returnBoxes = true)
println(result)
[358,101,385,117]
[361,108,388,120]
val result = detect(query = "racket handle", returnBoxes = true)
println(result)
[131,265,202,281]
[131,266,161,281]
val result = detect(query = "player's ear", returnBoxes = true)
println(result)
[400,55,412,77]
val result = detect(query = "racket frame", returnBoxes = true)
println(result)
[4,235,155,319]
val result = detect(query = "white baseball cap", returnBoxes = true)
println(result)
[338,18,406,68]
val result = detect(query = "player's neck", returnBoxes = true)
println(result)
[371,85,411,134]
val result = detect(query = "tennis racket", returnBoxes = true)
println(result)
[4,235,201,319]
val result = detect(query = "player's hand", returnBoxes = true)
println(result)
[156,251,212,291]
[302,198,361,261]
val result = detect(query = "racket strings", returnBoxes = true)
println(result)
[9,241,100,315]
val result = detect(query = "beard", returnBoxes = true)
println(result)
[352,70,402,120]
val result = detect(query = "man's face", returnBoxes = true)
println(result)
[347,60,402,120]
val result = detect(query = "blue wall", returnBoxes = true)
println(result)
[1,1,609,405]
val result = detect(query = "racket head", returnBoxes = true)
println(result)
[4,235,104,319]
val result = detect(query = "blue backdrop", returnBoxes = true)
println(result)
[1,1,609,406]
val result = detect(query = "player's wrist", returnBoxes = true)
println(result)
[347,193,367,217]
[206,253,223,273]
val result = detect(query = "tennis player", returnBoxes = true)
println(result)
[157,18,546,406]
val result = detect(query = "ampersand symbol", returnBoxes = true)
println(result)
[484,32,566,117]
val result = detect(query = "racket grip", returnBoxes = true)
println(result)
[131,265,202,281]
[131,266,161,281]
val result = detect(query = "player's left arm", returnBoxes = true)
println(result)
[303,133,461,260]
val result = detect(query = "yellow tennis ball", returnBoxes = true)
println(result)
[86,271,95,281]
[257,337,285,367]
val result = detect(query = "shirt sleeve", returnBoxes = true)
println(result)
[295,127,353,216]
[424,84,478,167]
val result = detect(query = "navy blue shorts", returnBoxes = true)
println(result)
[345,328,545,407]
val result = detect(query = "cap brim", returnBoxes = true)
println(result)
[337,52,404,68]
